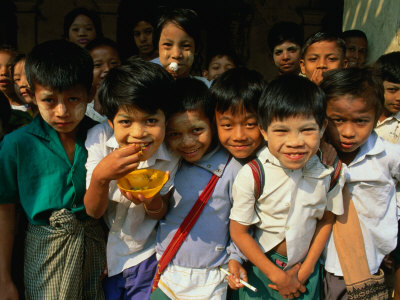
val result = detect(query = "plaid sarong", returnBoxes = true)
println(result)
[24,209,106,300]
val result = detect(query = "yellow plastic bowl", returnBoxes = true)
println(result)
[117,169,168,198]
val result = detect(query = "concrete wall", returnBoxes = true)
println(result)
[343,0,400,64]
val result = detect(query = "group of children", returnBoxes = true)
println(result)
[0,6,400,300]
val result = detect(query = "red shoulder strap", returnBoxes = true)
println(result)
[152,155,232,291]
[248,158,264,200]
[329,158,343,192]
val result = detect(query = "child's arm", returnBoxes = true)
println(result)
[0,204,19,300]
[84,144,141,218]
[298,210,334,284]
[230,220,306,297]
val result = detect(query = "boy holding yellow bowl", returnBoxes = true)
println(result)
[84,58,180,300]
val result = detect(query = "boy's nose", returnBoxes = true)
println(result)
[232,126,246,141]
[56,102,68,116]
[171,46,183,59]
[341,123,356,138]
[286,133,305,147]
[317,58,327,69]
[181,134,196,147]
[130,125,146,138]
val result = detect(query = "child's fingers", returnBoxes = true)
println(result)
[268,283,279,291]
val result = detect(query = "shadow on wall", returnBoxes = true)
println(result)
[343,0,400,63]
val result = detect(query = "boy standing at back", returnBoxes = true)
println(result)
[0,40,105,299]
[300,32,347,85]
[230,75,346,299]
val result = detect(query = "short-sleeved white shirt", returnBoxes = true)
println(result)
[230,146,345,268]
[324,132,400,276]
[375,111,400,144]
[85,122,180,276]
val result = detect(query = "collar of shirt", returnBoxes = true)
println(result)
[349,131,384,166]
[192,144,230,177]
[105,133,176,168]
[377,111,400,126]
[257,145,333,178]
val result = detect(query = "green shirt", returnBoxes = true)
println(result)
[0,115,96,225]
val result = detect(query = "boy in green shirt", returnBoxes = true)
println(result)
[0,40,105,299]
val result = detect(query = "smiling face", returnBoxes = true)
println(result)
[261,115,324,169]
[0,51,13,94]
[273,41,301,75]
[215,108,262,159]
[381,81,400,119]
[108,106,165,161]
[133,21,155,57]
[68,14,96,48]
[33,83,91,136]
[166,109,213,162]
[13,59,34,104]
[300,41,346,85]
[326,95,375,164]
[158,22,195,79]
[203,55,236,81]
[90,45,121,91]
[344,36,367,67]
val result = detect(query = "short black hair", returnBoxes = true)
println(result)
[374,51,400,83]
[320,67,384,122]
[99,57,174,121]
[63,7,103,40]
[0,44,17,59]
[302,32,346,58]
[0,91,11,135]
[267,21,303,52]
[11,53,26,77]
[25,39,93,92]
[341,29,367,41]
[170,77,213,121]
[258,75,326,130]
[211,67,265,115]
[155,8,201,53]
[85,37,121,55]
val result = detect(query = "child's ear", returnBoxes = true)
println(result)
[259,125,268,141]
[343,57,349,69]
[319,119,328,138]
[107,119,114,129]
[202,69,208,79]
[300,59,306,75]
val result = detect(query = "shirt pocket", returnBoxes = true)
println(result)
[354,182,393,218]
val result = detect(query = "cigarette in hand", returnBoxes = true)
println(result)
[219,267,258,292]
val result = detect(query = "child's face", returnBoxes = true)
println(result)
[215,108,262,159]
[166,109,213,163]
[68,14,96,48]
[0,51,13,94]
[382,81,400,117]
[109,107,166,162]
[33,83,91,134]
[272,41,301,75]
[344,37,367,67]
[90,45,121,91]
[13,60,34,104]
[326,95,375,161]
[261,115,324,170]
[133,21,155,56]
[203,55,235,81]
[300,41,347,85]
[159,22,195,79]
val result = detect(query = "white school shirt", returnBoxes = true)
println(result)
[324,131,400,276]
[230,146,345,269]
[85,122,180,276]
[375,111,400,144]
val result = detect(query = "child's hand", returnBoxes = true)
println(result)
[310,68,324,86]
[227,259,247,290]
[320,140,337,166]
[268,263,306,299]
[94,144,141,182]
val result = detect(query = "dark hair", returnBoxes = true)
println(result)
[11,53,26,77]
[258,75,326,130]
[155,8,201,54]
[63,7,103,40]
[302,32,346,58]
[25,39,93,92]
[267,22,303,52]
[341,29,367,41]
[0,91,11,135]
[320,67,384,121]
[0,44,17,59]
[374,51,400,83]
[99,57,174,121]
[204,47,240,70]
[170,77,213,121]
[85,37,120,55]
[211,67,265,115]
